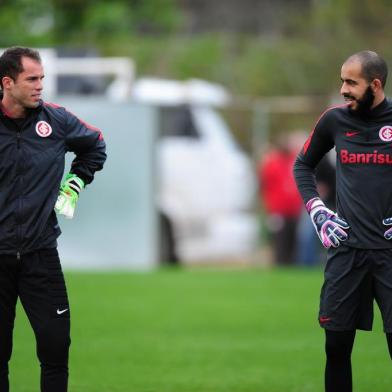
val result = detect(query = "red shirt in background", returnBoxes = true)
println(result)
[258,148,303,218]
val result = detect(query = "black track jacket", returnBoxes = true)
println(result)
[293,98,392,249]
[0,99,106,256]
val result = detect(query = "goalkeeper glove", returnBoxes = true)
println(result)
[55,173,85,219]
[382,217,392,240]
[306,197,350,248]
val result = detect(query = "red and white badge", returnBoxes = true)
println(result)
[379,126,392,142]
[35,121,52,137]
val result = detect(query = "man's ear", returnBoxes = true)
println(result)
[371,78,383,92]
[1,76,14,90]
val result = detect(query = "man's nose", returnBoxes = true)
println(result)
[340,82,349,96]
[36,79,43,90]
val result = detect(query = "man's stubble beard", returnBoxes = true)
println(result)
[345,85,375,116]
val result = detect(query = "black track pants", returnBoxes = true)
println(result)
[0,249,70,392]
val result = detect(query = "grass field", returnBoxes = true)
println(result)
[9,266,392,391]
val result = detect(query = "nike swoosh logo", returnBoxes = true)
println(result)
[319,316,331,323]
[345,131,359,137]
[57,308,68,315]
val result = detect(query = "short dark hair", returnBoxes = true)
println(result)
[346,50,388,88]
[0,46,41,89]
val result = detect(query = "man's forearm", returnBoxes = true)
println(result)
[293,155,320,204]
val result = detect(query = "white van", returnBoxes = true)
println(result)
[132,78,259,264]
[2,50,257,266]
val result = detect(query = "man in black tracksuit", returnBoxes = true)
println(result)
[0,47,106,391]
[294,50,392,391]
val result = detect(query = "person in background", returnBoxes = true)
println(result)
[0,47,106,391]
[258,134,303,265]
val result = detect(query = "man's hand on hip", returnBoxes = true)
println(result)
[55,174,85,219]
[306,197,350,248]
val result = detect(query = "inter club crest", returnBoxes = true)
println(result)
[35,121,52,137]
[379,126,392,142]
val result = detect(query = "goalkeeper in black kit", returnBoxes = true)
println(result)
[293,50,392,392]
[0,47,106,391]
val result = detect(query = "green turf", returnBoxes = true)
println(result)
[9,266,392,391]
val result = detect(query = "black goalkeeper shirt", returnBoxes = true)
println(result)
[293,98,392,249]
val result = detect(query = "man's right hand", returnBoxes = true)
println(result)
[306,197,350,248]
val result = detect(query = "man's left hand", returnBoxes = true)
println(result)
[55,174,85,219]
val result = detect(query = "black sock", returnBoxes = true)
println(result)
[325,329,356,392]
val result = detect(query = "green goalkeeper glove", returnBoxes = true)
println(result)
[55,174,85,219]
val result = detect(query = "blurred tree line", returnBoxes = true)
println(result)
[1,0,392,97]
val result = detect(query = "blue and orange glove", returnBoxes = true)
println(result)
[55,173,85,219]
[306,197,350,248]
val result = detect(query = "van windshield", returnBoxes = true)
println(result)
[192,107,238,150]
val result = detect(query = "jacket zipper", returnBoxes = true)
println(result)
[16,126,22,257]
[16,131,21,149]
[1,112,38,259]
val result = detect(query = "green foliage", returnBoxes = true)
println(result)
[84,2,131,38]
[97,34,347,96]
[50,0,181,43]
[160,36,226,80]
[129,0,181,33]
[0,0,55,46]
[1,0,392,96]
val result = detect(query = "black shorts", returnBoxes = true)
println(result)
[319,245,392,332]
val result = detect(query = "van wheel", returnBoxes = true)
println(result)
[159,214,179,264]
